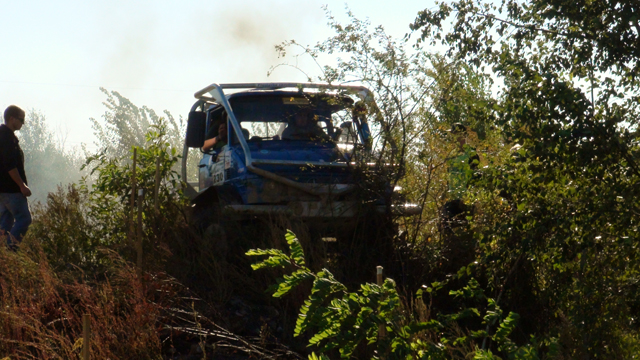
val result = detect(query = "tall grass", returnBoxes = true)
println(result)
[0,237,164,359]
[4,182,306,359]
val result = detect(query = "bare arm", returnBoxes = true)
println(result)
[8,168,31,197]
[202,135,222,151]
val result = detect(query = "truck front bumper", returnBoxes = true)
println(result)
[223,201,422,218]
[224,200,358,218]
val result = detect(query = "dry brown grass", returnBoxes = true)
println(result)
[0,224,306,359]
[0,236,164,359]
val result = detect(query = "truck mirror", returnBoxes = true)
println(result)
[186,111,206,148]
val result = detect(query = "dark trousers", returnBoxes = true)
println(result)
[0,192,32,248]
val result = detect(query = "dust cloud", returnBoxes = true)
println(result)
[192,1,324,81]
[100,15,157,90]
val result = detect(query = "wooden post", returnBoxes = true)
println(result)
[82,314,90,360]
[129,148,138,242]
[377,266,386,339]
[153,156,161,213]
[137,188,144,275]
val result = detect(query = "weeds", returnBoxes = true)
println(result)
[0,237,163,359]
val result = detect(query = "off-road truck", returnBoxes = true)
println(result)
[182,83,419,249]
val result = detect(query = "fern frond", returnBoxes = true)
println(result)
[273,269,315,298]
[285,229,306,266]
[247,248,292,270]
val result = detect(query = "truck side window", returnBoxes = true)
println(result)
[202,110,228,152]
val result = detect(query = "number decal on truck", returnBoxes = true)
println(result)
[212,170,225,185]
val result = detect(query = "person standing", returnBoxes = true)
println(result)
[0,105,32,249]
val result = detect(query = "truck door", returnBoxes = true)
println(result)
[199,151,226,189]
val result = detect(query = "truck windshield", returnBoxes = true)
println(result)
[228,93,355,144]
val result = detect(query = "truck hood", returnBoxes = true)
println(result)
[231,141,353,184]
[246,140,346,163]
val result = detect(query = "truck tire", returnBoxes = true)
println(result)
[190,201,228,260]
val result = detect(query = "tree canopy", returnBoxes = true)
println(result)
[408,0,640,357]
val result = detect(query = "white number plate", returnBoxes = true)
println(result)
[212,170,225,185]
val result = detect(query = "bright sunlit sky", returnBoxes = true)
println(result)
[1,0,436,150]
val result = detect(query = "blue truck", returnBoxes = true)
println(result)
[182,83,419,246]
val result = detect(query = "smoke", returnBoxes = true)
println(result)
[18,110,85,204]
[100,15,157,89]
[191,1,324,81]
[91,1,324,136]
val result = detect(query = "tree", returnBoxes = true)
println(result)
[18,110,84,203]
[89,87,200,182]
[90,87,185,159]
[273,8,499,265]
[412,0,640,356]
[30,119,187,272]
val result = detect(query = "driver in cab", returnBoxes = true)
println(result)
[202,120,228,152]
[282,107,331,142]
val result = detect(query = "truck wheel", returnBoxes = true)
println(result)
[190,201,228,260]
[202,223,228,259]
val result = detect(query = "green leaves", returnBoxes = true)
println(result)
[308,352,330,360]
[275,270,315,298]
[250,230,414,358]
[286,230,306,266]
[247,231,315,299]
[250,231,539,359]
[450,278,485,300]
[246,248,291,270]
[409,0,640,356]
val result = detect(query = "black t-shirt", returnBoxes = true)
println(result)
[0,124,27,193]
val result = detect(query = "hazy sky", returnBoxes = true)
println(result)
[1,0,435,150]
